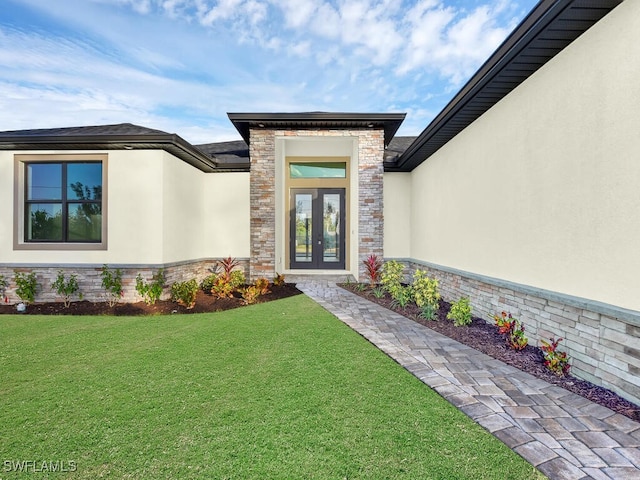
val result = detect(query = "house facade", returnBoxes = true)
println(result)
[2,0,639,403]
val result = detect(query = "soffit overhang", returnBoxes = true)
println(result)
[386,0,624,172]
[0,132,219,173]
[228,112,406,147]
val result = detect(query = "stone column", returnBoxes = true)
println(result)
[249,128,276,280]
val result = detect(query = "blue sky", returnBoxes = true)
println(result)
[0,0,537,144]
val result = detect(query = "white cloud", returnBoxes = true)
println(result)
[397,1,519,86]
[0,0,538,140]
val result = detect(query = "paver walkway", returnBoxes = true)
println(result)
[296,278,640,480]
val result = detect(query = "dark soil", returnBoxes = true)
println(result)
[342,284,640,422]
[0,283,302,316]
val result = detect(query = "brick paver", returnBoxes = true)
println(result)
[297,278,640,480]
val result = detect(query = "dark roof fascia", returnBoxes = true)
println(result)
[228,112,406,147]
[0,133,218,173]
[388,0,623,172]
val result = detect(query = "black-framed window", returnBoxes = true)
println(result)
[25,162,102,243]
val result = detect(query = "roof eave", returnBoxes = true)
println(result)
[0,133,218,173]
[227,112,406,147]
[389,0,623,172]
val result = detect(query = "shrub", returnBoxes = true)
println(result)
[211,276,235,299]
[380,260,404,296]
[541,337,571,376]
[419,303,438,321]
[0,274,8,300]
[363,254,383,286]
[135,269,166,305]
[412,270,440,310]
[14,271,37,304]
[390,286,412,310]
[254,278,270,295]
[216,257,240,281]
[229,270,246,289]
[380,260,412,306]
[493,312,528,350]
[51,271,81,308]
[200,274,217,293]
[170,279,198,309]
[507,322,528,351]
[273,273,285,286]
[101,265,123,307]
[447,297,472,327]
[241,285,261,305]
[494,311,515,335]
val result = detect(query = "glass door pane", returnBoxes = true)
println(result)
[322,193,341,263]
[294,193,313,263]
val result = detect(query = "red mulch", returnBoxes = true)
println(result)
[342,284,640,422]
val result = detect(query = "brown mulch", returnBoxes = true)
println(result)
[342,284,640,422]
[0,283,302,316]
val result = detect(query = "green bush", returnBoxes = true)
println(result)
[101,265,123,307]
[0,274,8,298]
[14,271,37,304]
[447,297,472,327]
[135,269,166,305]
[51,271,81,308]
[380,260,404,295]
[412,270,440,310]
[171,279,198,309]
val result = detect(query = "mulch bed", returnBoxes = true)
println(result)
[341,283,640,422]
[0,283,302,316]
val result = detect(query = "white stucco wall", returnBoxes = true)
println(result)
[162,152,250,263]
[409,0,640,311]
[0,149,250,266]
[383,172,411,258]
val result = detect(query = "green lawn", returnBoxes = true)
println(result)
[0,295,543,479]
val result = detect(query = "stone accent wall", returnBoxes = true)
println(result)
[356,130,384,278]
[247,127,385,280]
[249,128,276,280]
[401,259,640,405]
[0,258,249,304]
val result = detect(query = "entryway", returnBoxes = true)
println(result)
[290,188,345,269]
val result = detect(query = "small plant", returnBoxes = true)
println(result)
[216,257,240,281]
[14,271,38,305]
[371,286,385,299]
[380,260,404,296]
[229,270,246,289]
[363,254,383,286]
[412,270,440,310]
[170,279,198,309]
[355,282,368,292]
[101,265,123,307]
[200,274,218,293]
[0,274,8,302]
[273,273,285,286]
[419,303,438,321]
[211,276,235,299]
[493,312,528,350]
[135,269,166,306]
[390,286,412,310]
[494,311,516,335]
[241,285,261,305]
[447,297,472,327]
[51,271,80,308]
[254,278,270,295]
[507,322,528,351]
[541,337,571,376]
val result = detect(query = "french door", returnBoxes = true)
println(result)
[290,188,345,270]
